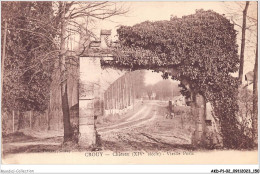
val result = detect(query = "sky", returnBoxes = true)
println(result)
[144,70,164,85]
[95,2,228,39]
[144,70,181,86]
[84,1,257,85]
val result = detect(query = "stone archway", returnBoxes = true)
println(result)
[78,34,222,148]
[78,10,243,149]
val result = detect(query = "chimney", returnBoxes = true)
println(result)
[100,30,111,49]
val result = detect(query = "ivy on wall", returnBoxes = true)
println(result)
[102,10,252,148]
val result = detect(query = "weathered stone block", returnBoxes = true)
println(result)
[79,108,93,118]
[78,124,96,147]
[79,117,94,125]
[79,57,101,148]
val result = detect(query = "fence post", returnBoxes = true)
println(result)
[30,111,32,129]
[12,110,15,133]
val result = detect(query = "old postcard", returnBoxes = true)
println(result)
[1,1,258,168]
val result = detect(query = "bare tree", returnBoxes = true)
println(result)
[58,2,72,142]
[54,1,128,143]
[252,42,258,146]
[238,2,249,84]
[224,1,257,147]
[145,85,153,100]
[225,2,257,84]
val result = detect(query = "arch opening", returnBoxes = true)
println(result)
[79,54,222,150]
[78,9,246,150]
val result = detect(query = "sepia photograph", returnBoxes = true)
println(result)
[1,0,258,169]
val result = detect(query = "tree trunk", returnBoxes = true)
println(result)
[47,92,51,130]
[238,2,250,84]
[47,108,51,131]
[57,109,60,131]
[17,110,21,130]
[1,21,7,99]
[59,2,72,142]
[252,43,258,147]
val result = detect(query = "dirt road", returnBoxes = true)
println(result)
[97,100,194,151]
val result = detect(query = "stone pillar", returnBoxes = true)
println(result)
[192,94,223,148]
[79,57,101,147]
[204,102,223,148]
[192,93,206,147]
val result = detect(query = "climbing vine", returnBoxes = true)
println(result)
[101,9,252,149]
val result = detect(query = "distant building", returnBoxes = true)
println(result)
[244,71,254,91]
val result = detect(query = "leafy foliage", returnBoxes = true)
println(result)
[103,10,251,148]
[1,2,57,112]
